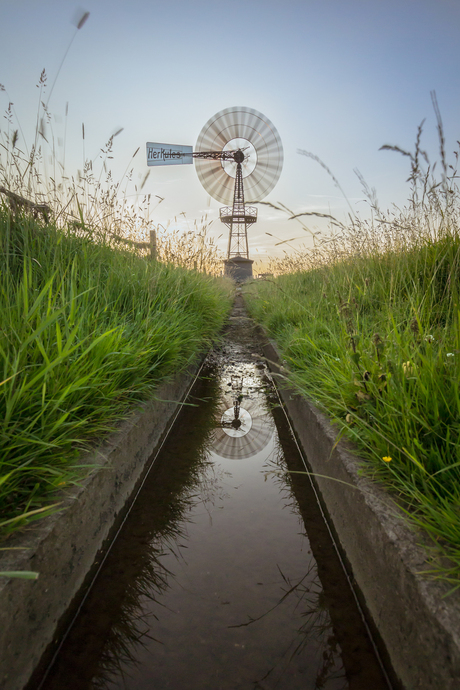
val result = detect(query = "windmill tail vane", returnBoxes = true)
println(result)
[146,107,283,279]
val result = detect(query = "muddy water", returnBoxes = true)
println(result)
[40,298,390,690]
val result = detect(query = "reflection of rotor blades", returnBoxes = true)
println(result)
[212,399,274,460]
[195,107,283,205]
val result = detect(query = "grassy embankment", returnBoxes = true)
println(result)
[245,124,460,587]
[0,205,232,540]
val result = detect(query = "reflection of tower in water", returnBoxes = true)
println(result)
[212,373,274,459]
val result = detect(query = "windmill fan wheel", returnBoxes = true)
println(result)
[195,106,283,205]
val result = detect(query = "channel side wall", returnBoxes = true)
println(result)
[262,336,460,690]
[0,361,202,690]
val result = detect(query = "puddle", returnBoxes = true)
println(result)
[39,297,390,690]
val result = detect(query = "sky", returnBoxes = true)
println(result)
[1,0,460,266]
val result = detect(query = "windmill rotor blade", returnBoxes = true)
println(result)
[219,109,234,140]
[195,107,283,204]
[208,174,231,201]
[199,163,219,181]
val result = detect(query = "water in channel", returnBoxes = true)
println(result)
[40,298,389,690]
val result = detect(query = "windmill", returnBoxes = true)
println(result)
[146,106,283,280]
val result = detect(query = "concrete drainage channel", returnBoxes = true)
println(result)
[1,295,459,689]
[261,342,460,690]
[0,361,207,690]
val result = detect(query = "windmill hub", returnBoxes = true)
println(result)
[222,138,257,178]
[234,150,245,164]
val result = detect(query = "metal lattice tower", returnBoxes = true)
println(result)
[219,154,257,259]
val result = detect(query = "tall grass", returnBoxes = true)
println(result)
[0,206,232,536]
[1,70,225,276]
[245,115,460,586]
[0,74,232,539]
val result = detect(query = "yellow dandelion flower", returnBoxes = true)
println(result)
[382,456,392,463]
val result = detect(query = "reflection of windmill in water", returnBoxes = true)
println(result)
[146,107,283,280]
[212,373,274,460]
